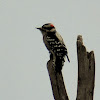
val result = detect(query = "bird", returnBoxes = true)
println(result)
[36,23,70,73]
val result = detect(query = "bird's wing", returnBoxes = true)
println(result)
[55,32,70,62]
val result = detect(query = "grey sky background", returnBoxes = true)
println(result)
[0,0,99,100]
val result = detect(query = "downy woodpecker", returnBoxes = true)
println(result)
[37,23,70,72]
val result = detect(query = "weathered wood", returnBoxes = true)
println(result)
[76,35,95,100]
[47,59,69,100]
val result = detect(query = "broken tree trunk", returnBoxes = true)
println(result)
[47,59,69,100]
[76,35,95,100]
[47,35,95,100]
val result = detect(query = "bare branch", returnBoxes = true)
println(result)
[76,35,95,100]
[47,59,69,100]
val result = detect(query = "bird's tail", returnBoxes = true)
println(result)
[66,54,70,62]
[55,56,65,73]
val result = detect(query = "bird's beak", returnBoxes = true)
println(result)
[36,27,42,30]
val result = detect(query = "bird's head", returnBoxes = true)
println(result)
[36,23,56,35]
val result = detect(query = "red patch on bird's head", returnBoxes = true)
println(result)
[50,24,54,27]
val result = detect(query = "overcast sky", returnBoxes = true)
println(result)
[0,0,100,100]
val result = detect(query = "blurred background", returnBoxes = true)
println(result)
[0,0,99,100]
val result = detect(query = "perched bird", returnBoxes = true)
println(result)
[37,23,70,72]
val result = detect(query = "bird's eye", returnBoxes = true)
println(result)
[42,26,54,30]
[44,27,53,30]
[42,23,55,30]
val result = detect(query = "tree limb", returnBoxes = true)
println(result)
[76,35,95,100]
[47,59,69,100]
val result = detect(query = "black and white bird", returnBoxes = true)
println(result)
[37,23,70,73]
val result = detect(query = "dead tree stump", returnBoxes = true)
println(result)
[47,35,95,100]
[47,60,69,100]
[76,35,95,100]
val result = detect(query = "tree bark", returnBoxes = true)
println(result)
[76,35,95,100]
[46,35,95,100]
[47,59,69,100]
